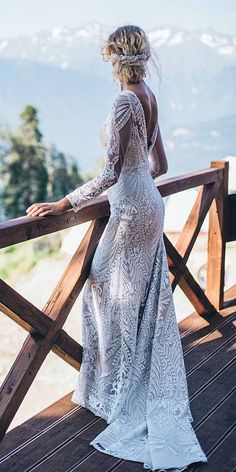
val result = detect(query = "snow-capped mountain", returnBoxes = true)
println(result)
[0,23,235,176]
[0,23,235,70]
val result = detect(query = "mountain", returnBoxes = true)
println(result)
[0,58,113,173]
[0,23,235,176]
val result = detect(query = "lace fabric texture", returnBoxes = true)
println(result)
[67,90,208,471]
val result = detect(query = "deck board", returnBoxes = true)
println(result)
[191,425,236,472]
[0,394,77,457]
[0,304,235,472]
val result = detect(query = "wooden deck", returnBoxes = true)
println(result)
[1,285,235,472]
[1,160,236,471]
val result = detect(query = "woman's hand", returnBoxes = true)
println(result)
[26,197,72,217]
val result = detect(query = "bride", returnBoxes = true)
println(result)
[26,24,207,472]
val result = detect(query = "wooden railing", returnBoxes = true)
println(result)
[0,159,234,442]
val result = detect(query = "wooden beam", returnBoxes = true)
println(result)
[171,181,219,289]
[0,279,83,370]
[206,161,229,309]
[0,197,110,249]
[0,167,222,249]
[0,216,109,441]
[157,166,221,198]
[164,234,218,317]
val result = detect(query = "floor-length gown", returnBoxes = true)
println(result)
[65,89,208,471]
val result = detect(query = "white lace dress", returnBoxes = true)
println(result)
[65,90,208,472]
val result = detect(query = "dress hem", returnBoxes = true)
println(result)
[89,438,207,472]
[71,393,208,472]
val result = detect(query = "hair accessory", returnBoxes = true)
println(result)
[111,51,151,63]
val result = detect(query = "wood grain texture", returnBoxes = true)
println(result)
[206,161,229,309]
[0,160,234,471]
[0,293,235,472]
[0,217,109,441]
[0,166,223,249]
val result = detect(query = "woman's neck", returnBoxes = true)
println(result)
[120,79,144,89]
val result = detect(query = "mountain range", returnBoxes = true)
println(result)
[0,22,235,176]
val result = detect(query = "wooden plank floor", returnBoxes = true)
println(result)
[0,299,235,472]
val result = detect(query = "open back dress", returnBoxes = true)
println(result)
[65,89,208,472]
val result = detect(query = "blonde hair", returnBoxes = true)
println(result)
[101,24,159,84]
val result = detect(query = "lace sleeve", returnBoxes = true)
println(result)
[65,93,132,212]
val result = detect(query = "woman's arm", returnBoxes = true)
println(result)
[149,124,168,179]
[64,93,132,212]
[26,93,132,217]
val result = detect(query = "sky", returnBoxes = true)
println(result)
[0,0,235,38]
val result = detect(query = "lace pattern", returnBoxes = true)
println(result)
[65,92,132,212]
[69,90,208,471]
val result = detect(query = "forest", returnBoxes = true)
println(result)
[0,105,84,220]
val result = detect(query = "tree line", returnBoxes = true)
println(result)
[0,105,84,220]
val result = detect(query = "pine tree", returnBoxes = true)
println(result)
[0,105,83,220]
[46,144,83,201]
[1,105,48,218]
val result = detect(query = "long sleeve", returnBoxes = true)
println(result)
[65,93,132,212]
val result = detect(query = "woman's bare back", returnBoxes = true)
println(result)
[120,80,168,178]
[120,80,157,142]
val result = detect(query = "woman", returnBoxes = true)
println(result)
[26,25,207,472]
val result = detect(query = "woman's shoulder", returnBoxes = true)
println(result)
[112,90,133,108]
[111,91,133,128]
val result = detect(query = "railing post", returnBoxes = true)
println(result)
[206,160,229,309]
